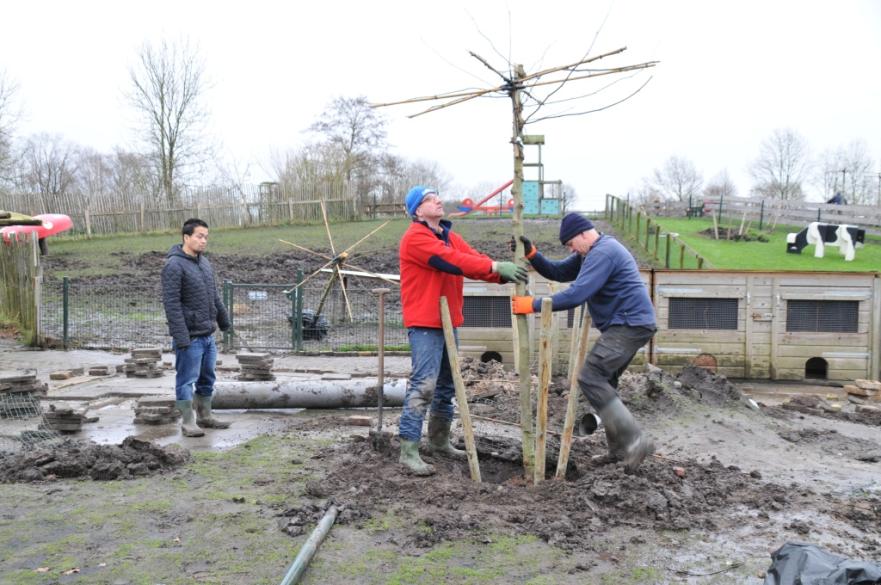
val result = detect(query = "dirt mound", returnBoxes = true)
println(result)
[293,432,802,553]
[698,227,769,242]
[0,436,190,482]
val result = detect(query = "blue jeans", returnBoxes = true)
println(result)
[173,335,218,401]
[398,327,457,442]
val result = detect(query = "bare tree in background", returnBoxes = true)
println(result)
[309,96,387,185]
[703,170,737,199]
[817,140,874,205]
[560,182,578,212]
[650,156,703,201]
[750,128,811,201]
[110,148,160,201]
[127,38,210,205]
[16,133,80,212]
[0,70,20,184]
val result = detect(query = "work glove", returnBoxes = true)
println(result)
[509,235,537,260]
[495,261,529,284]
[511,295,536,314]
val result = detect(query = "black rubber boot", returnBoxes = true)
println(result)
[598,398,654,472]
[427,416,466,460]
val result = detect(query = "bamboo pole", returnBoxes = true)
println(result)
[510,63,535,480]
[555,310,592,480]
[440,296,481,482]
[534,298,553,484]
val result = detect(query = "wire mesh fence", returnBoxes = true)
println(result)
[41,274,407,353]
[0,371,63,455]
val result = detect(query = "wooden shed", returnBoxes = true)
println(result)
[458,269,881,382]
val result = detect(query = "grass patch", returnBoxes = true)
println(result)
[650,217,881,271]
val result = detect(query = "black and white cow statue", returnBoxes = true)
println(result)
[786,222,865,262]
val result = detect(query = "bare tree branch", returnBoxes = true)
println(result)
[525,75,653,123]
[527,70,640,108]
[523,4,614,124]
[469,51,510,82]
[466,8,512,74]
[418,35,497,89]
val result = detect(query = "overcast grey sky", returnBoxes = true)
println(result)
[2,0,880,210]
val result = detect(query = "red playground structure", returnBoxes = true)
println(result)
[452,180,514,217]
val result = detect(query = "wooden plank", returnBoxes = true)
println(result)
[770,279,780,379]
[775,357,868,370]
[779,333,869,346]
[776,345,872,357]
[654,330,745,343]
[873,277,881,381]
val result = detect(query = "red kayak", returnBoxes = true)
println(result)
[1,214,73,254]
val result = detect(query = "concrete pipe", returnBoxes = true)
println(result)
[211,377,407,410]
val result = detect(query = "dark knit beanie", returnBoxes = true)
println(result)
[559,213,595,244]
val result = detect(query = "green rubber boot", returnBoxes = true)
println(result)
[599,398,654,473]
[176,400,205,437]
[427,416,467,460]
[399,439,435,476]
[194,394,231,429]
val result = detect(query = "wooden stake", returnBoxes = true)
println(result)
[440,296,481,482]
[534,298,553,484]
[566,305,582,382]
[555,310,592,480]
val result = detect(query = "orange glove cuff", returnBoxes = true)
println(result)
[512,296,535,314]
[525,246,537,260]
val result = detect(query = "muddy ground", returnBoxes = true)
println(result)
[2,343,880,584]
[4,222,880,583]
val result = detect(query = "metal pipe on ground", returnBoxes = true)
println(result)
[211,378,407,409]
[279,505,338,585]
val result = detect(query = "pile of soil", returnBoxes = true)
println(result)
[698,227,769,242]
[461,360,748,431]
[282,431,805,553]
[273,364,810,552]
[0,436,190,482]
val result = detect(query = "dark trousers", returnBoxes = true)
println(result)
[577,325,656,411]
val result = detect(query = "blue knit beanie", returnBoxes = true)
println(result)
[405,186,438,217]
[559,213,594,244]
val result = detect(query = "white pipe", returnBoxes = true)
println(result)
[211,378,407,409]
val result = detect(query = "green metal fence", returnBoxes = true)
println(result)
[42,273,407,353]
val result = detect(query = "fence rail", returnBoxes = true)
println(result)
[639,194,881,234]
[605,195,708,269]
[0,184,363,238]
[43,273,407,353]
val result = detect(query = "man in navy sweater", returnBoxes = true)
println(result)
[512,213,656,472]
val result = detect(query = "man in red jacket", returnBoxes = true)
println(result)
[398,186,528,475]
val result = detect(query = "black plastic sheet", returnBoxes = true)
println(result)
[764,542,881,585]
